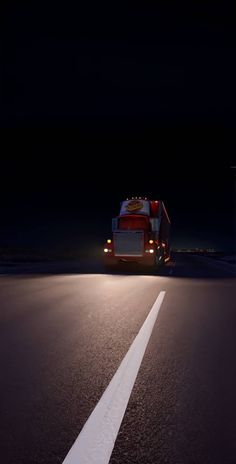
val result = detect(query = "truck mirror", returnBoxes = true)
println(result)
[112,218,118,231]
[150,218,159,232]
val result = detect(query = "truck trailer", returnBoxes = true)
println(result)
[103,197,171,268]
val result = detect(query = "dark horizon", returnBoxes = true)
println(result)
[1,126,235,254]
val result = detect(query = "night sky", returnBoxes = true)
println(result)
[1,3,235,253]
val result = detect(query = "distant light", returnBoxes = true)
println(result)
[104,248,109,253]
[149,239,154,244]
[155,200,158,203]
[149,249,154,254]
[162,242,166,248]
[107,239,112,244]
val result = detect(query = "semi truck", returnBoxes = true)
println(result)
[103,197,171,268]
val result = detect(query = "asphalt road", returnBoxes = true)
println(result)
[0,254,235,464]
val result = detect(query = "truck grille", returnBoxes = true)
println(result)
[113,231,144,256]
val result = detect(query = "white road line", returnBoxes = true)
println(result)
[62,290,166,464]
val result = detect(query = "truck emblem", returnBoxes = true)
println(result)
[126,200,143,212]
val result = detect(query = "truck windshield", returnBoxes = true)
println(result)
[119,216,150,230]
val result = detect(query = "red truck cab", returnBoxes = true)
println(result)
[103,197,171,268]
